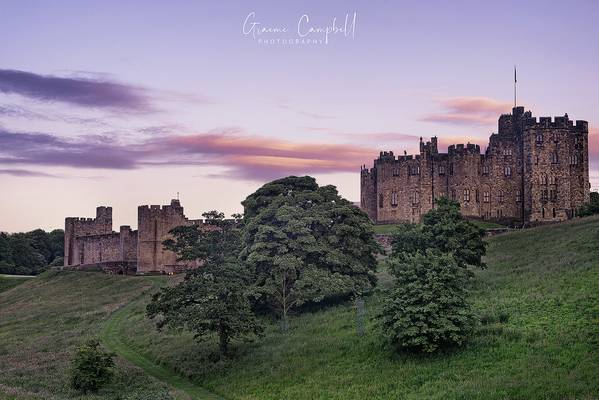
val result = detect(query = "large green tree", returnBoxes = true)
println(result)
[392,197,486,268]
[147,211,261,355]
[241,176,381,328]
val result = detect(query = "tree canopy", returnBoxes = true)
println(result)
[241,176,381,326]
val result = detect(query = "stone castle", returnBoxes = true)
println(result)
[360,106,590,224]
[64,199,203,274]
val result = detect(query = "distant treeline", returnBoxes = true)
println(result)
[0,229,64,275]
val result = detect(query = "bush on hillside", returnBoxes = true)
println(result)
[578,191,599,217]
[378,250,475,353]
[70,339,115,393]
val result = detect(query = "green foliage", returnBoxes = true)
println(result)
[392,197,487,268]
[241,176,381,325]
[577,191,599,217]
[70,339,115,393]
[379,250,475,353]
[0,229,64,275]
[149,211,261,355]
[382,198,485,354]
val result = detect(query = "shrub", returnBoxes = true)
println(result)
[70,339,115,393]
[378,251,475,353]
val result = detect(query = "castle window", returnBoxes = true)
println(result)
[498,191,504,203]
[570,154,579,165]
[483,191,490,203]
[516,190,521,202]
[535,155,539,165]
[549,176,556,185]
[536,133,543,144]
[542,190,548,201]
[574,137,579,145]
[503,148,513,156]
[391,191,398,207]
[438,165,445,175]
[552,132,559,142]
[379,193,383,208]
[463,189,470,202]
[412,192,419,205]
[551,152,559,164]
[393,166,400,176]
[475,189,479,202]
[504,166,512,177]
[540,174,548,185]
[553,208,556,218]
[550,190,557,202]
[482,165,489,175]
[451,190,456,200]
[449,163,454,175]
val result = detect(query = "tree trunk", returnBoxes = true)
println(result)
[219,331,229,355]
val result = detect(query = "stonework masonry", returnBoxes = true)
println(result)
[64,199,202,274]
[360,107,590,225]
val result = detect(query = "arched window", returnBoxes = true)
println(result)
[516,190,521,202]
[498,191,504,203]
[391,191,398,206]
[482,165,489,175]
[504,166,512,177]
[463,189,470,202]
[483,191,490,203]
[551,151,559,164]
[540,174,548,185]
[412,192,419,205]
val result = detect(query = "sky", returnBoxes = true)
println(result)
[1,0,598,232]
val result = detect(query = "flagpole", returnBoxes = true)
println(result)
[514,65,517,108]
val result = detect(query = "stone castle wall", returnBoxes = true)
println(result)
[360,107,590,225]
[64,199,201,274]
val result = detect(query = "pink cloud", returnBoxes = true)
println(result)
[422,96,512,126]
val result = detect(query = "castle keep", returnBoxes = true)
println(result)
[361,106,590,224]
[64,199,202,274]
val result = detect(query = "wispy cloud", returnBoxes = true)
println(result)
[0,69,152,112]
[422,97,512,126]
[0,168,59,178]
[0,127,377,180]
[0,129,139,169]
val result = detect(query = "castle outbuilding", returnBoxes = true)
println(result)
[360,106,590,225]
[64,199,202,274]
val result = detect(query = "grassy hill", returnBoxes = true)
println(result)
[1,216,598,399]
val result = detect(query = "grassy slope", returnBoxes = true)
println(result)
[0,271,181,400]
[0,276,33,293]
[119,216,599,399]
[100,295,222,400]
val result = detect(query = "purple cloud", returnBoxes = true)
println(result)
[0,69,152,111]
[0,168,59,178]
[0,129,138,169]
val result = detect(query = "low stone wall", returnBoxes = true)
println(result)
[64,261,137,275]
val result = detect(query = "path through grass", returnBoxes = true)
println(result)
[100,290,222,400]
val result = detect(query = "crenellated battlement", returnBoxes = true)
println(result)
[448,143,481,155]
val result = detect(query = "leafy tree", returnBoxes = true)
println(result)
[241,176,381,328]
[392,197,486,268]
[70,339,115,393]
[378,250,475,353]
[147,211,261,355]
[578,191,599,217]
